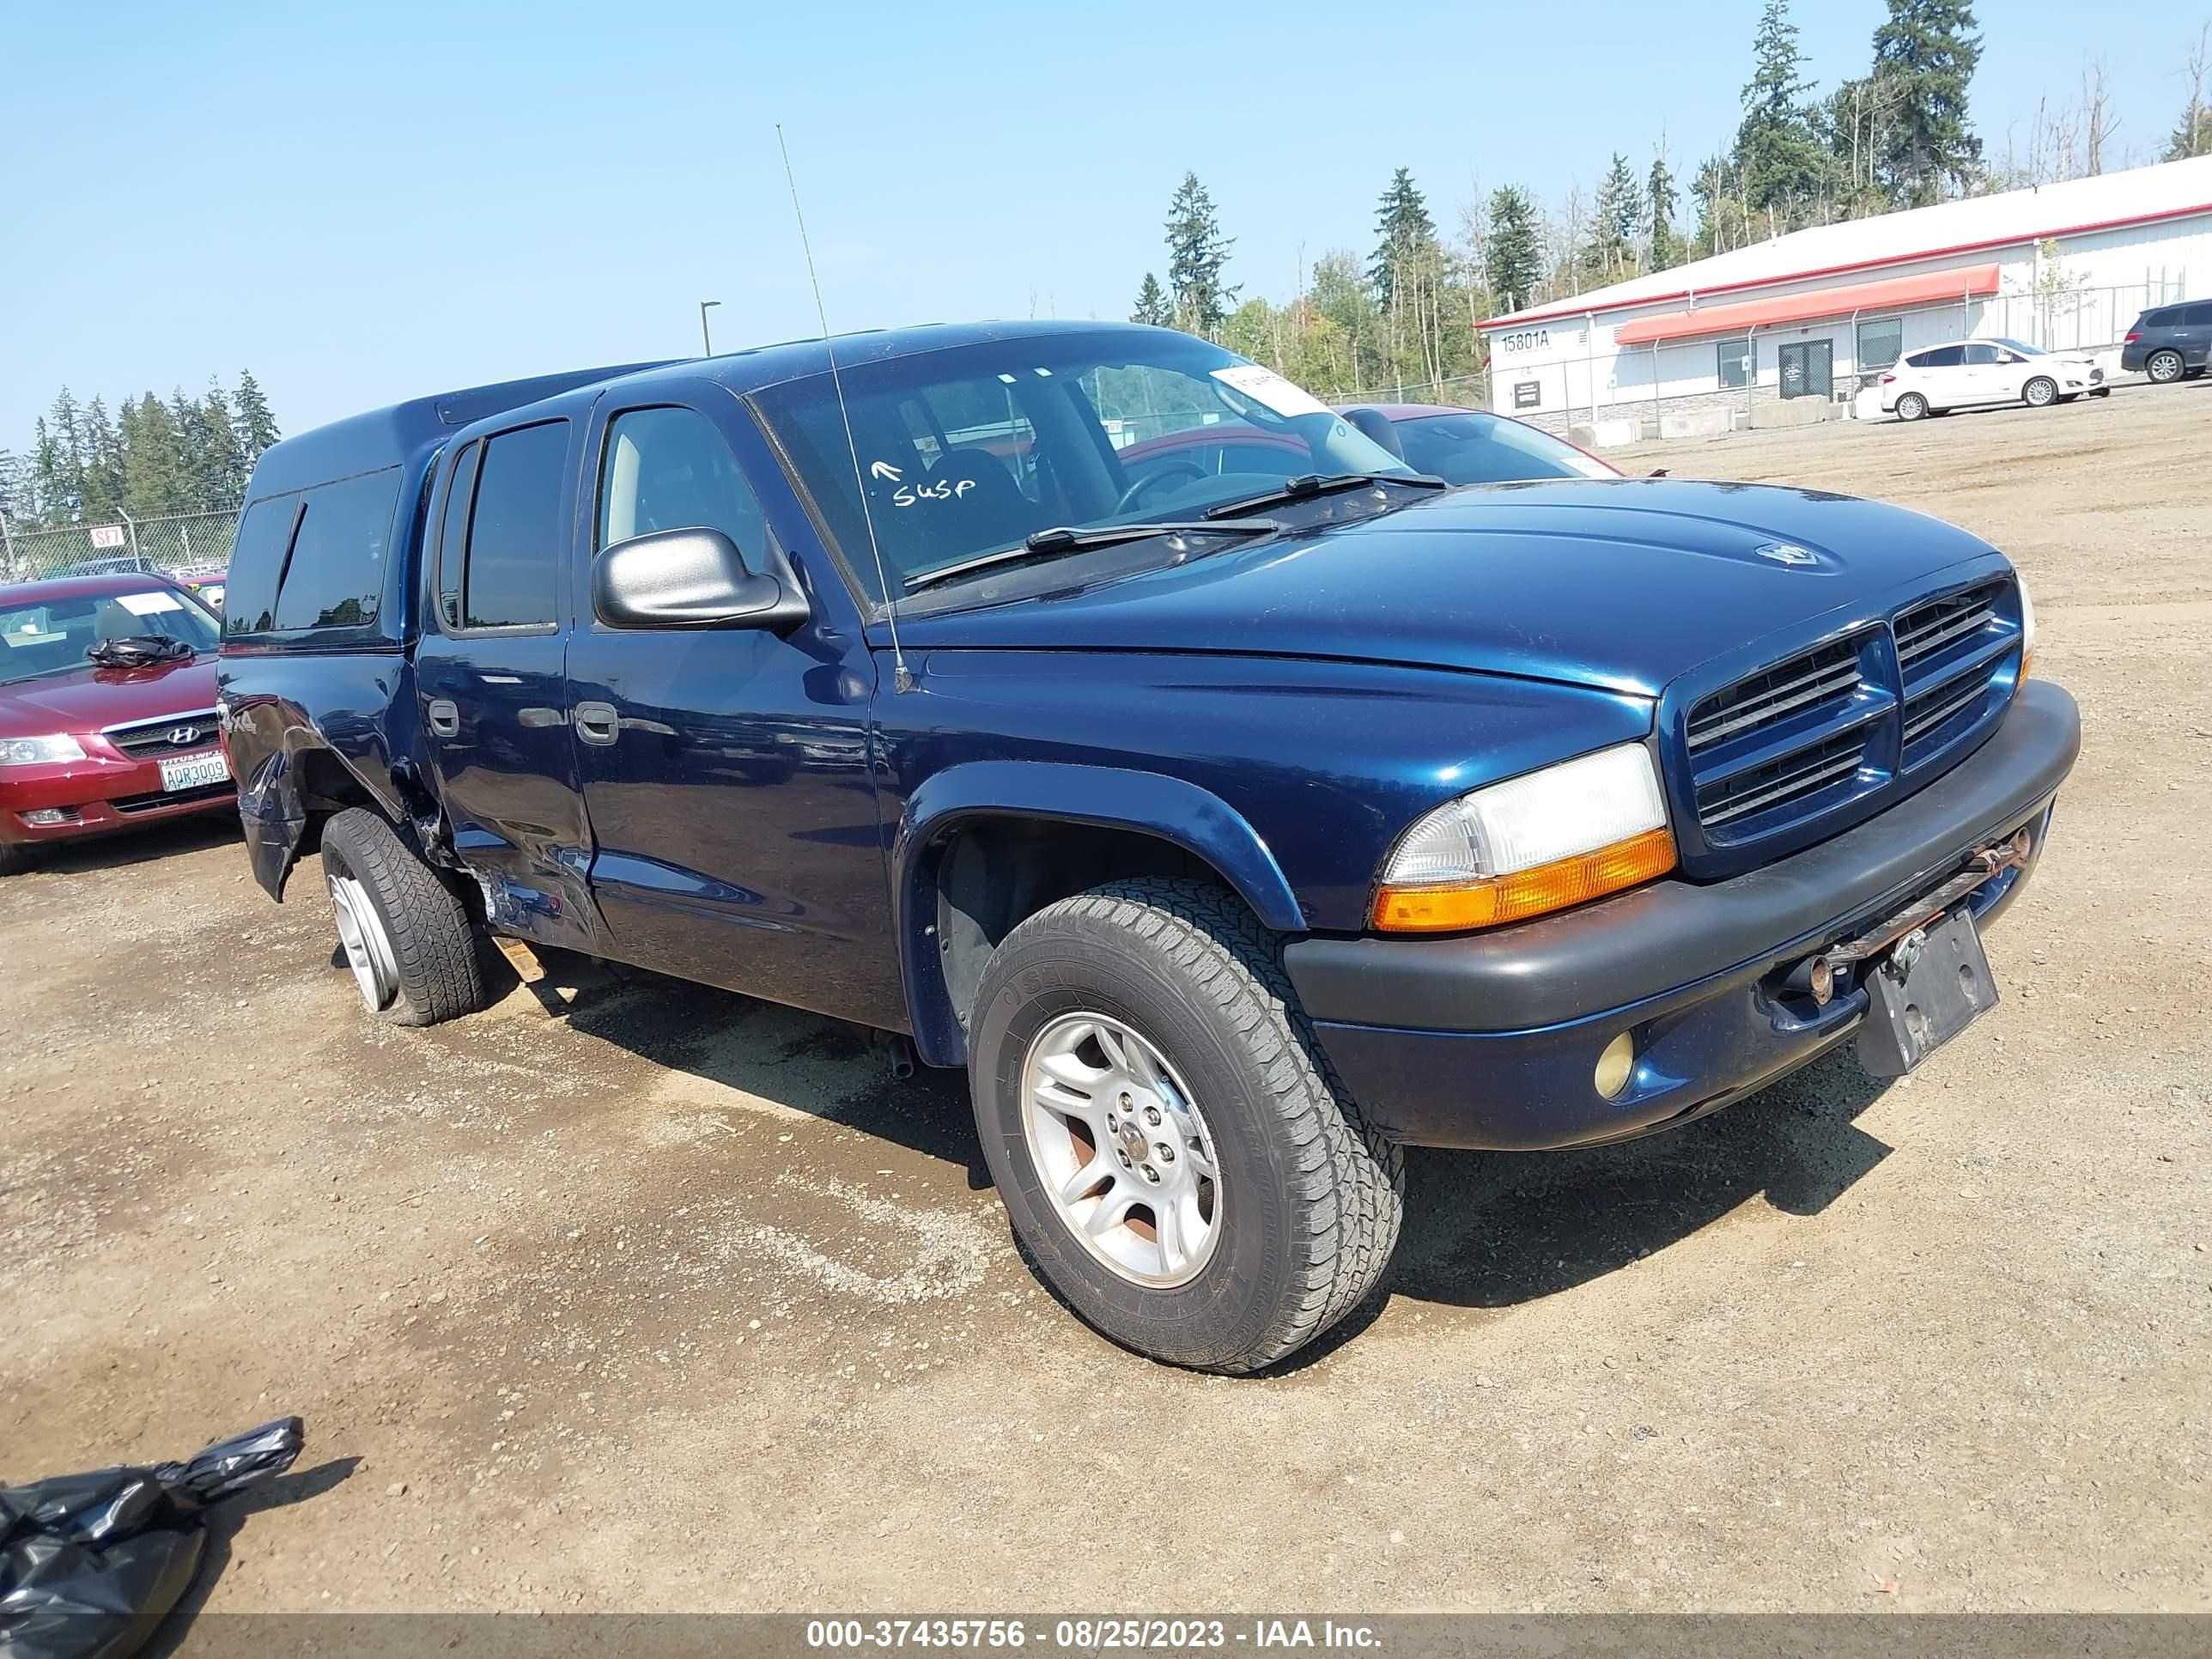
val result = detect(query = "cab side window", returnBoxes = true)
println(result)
[597,406,765,560]
[450,422,569,630]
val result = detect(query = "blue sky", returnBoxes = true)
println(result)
[4,0,2201,448]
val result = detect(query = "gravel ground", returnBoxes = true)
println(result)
[3,380,2207,1616]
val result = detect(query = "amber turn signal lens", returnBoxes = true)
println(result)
[1371,826,1678,933]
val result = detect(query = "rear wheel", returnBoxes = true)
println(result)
[2147,349,2185,385]
[319,807,489,1026]
[2023,376,2058,409]
[1894,392,1929,422]
[968,878,1404,1373]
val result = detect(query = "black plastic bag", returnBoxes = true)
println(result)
[0,1417,304,1659]
[84,636,194,671]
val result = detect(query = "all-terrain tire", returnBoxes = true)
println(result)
[968,877,1405,1373]
[319,806,489,1026]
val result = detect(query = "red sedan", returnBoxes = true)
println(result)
[0,574,234,874]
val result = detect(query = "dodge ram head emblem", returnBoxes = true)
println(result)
[1756,542,1819,567]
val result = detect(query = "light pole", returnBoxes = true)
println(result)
[699,300,721,357]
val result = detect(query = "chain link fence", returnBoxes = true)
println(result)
[0,506,240,584]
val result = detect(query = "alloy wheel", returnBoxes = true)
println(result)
[1021,1011,1223,1287]
[327,872,400,1012]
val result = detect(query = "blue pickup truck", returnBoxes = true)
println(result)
[216,320,2079,1371]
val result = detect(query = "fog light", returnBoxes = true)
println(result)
[21,808,70,826]
[1594,1031,1637,1100]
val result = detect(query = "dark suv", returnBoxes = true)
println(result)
[217,321,2079,1372]
[2121,301,2212,383]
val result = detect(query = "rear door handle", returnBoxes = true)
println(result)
[426,698,461,738]
[574,701,620,745]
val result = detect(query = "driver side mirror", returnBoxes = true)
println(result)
[592,527,809,631]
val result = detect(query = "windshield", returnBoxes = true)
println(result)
[0,587,218,684]
[750,331,1411,600]
[1987,337,2045,357]
[1389,410,1617,485]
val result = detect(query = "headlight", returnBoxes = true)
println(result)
[1372,741,1676,933]
[2016,572,2036,684]
[0,734,88,769]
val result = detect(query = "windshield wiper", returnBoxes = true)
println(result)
[902,517,1282,592]
[1200,471,1447,520]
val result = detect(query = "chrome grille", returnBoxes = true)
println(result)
[1895,584,1999,671]
[1686,636,1863,755]
[1903,671,1994,747]
[1697,731,1869,830]
[1675,574,2021,865]
[105,709,220,758]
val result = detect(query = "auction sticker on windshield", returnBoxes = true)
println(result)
[117,591,185,617]
[1210,364,1328,418]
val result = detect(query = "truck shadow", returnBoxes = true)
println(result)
[552,966,1895,1362]
[1387,1048,1894,1310]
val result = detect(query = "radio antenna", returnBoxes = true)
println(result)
[776,124,914,693]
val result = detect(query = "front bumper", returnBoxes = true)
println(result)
[0,748,236,848]
[1285,680,2081,1150]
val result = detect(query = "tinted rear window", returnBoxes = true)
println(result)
[222,497,301,635]
[271,468,400,631]
[2185,305,2212,326]
[459,422,568,629]
[1917,346,1966,368]
[2143,308,2180,328]
[222,467,402,637]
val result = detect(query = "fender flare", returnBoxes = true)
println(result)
[232,710,432,901]
[892,760,1305,1066]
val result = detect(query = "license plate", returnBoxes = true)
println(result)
[1856,908,1996,1078]
[159,750,230,793]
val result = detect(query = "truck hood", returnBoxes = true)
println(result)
[893,478,2004,696]
[0,655,218,738]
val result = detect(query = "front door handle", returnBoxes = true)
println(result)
[574,701,620,745]
[426,697,461,738]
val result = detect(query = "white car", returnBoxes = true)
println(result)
[1879,337,2107,421]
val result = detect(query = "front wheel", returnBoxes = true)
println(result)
[1894,392,1929,422]
[968,878,1404,1372]
[0,841,33,877]
[319,807,490,1026]
[2023,376,2058,409]
[2147,349,2185,385]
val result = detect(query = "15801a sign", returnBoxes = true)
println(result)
[1493,328,1551,355]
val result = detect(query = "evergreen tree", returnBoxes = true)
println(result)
[1163,173,1238,337]
[0,448,30,526]
[1735,0,1832,218]
[1872,0,1983,206]
[1647,149,1682,270]
[1130,272,1173,326]
[2169,100,2212,160]
[233,368,282,464]
[125,390,188,518]
[1583,152,1644,283]
[46,389,85,516]
[80,397,124,523]
[30,418,63,525]
[1485,185,1543,313]
[193,380,248,507]
[1369,167,1439,306]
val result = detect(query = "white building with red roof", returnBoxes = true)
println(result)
[1477,153,2212,436]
